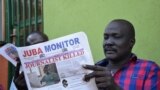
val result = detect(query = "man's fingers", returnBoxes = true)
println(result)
[83,64,105,71]
[83,72,95,81]
[95,77,107,83]
[84,70,110,81]
[94,70,112,77]
[97,82,108,89]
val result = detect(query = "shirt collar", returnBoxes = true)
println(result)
[96,53,137,66]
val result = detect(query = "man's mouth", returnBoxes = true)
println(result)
[105,48,116,54]
[106,51,115,54]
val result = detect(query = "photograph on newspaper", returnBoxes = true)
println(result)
[17,32,98,90]
[0,43,18,66]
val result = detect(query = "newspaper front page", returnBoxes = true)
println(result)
[17,32,98,90]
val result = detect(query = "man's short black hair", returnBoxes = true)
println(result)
[111,19,135,39]
[0,41,7,47]
[28,31,49,41]
[25,31,49,46]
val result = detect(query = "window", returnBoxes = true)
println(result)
[5,0,43,87]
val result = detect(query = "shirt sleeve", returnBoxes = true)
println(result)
[144,63,160,90]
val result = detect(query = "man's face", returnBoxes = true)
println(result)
[43,67,49,74]
[103,22,133,61]
[27,33,45,45]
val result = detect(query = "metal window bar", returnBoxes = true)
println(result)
[29,0,32,33]
[5,0,43,88]
[23,0,26,44]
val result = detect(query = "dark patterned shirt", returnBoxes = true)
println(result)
[96,54,160,90]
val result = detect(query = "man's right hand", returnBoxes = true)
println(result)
[14,62,28,90]
[83,65,121,90]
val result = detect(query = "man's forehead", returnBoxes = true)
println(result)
[107,21,124,29]
[105,22,128,34]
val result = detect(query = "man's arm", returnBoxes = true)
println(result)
[14,62,28,90]
[144,63,160,90]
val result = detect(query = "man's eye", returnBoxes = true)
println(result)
[104,35,108,39]
[114,35,121,38]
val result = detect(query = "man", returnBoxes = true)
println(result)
[12,31,48,90]
[83,19,160,90]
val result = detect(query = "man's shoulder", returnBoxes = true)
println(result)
[95,58,108,66]
[137,59,158,65]
[136,59,160,81]
[136,58,159,70]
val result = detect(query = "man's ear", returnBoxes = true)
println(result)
[130,38,135,48]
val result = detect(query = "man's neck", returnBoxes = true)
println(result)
[108,53,132,70]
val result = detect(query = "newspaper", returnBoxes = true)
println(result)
[17,32,98,90]
[0,43,18,66]
[0,43,21,90]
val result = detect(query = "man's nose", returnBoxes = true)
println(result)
[105,38,114,46]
